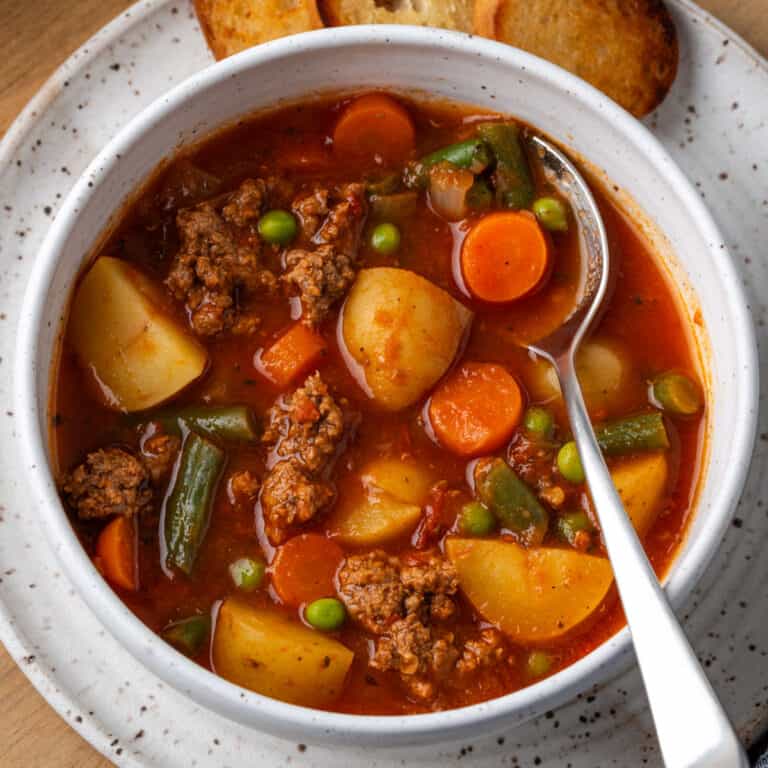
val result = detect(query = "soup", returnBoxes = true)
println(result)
[51,92,704,715]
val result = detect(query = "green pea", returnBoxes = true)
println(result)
[305,598,346,631]
[652,372,703,416]
[557,441,585,484]
[523,406,555,440]
[527,650,553,677]
[459,501,496,537]
[229,557,265,591]
[370,222,401,255]
[257,209,297,245]
[556,511,593,546]
[532,196,568,232]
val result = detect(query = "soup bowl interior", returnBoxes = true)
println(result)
[15,26,757,747]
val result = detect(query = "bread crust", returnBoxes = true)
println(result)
[318,0,474,31]
[473,0,678,117]
[195,0,324,60]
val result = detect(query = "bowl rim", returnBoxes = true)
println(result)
[13,24,758,743]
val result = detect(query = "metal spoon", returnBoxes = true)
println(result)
[527,135,748,768]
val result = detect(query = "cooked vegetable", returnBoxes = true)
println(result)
[526,651,553,677]
[164,432,225,576]
[271,534,344,607]
[466,179,494,210]
[523,406,555,440]
[533,196,569,232]
[461,212,550,303]
[154,405,258,442]
[229,557,266,591]
[597,412,670,456]
[370,222,401,255]
[369,191,418,220]
[330,457,431,545]
[96,516,138,591]
[555,511,593,547]
[161,614,211,656]
[212,599,353,707]
[612,453,668,537]
[257,209,297,245]
[68,257,207,412]
[474,459,548,546]
[428,362,523,456]
[459,501,496,537]
[557,441,585,484]
[651,372,703,416]
[476,122,534,209]
[446,538,614,641]
[427,163,475,221]
[333,93,415,165]
[406,138,492,187]
[342,267,473,410]
[305,598,347,631]
[258,323,327,388]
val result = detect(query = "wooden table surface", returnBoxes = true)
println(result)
[0,0,765,765]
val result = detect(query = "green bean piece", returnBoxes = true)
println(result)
[257,209,297,245]
[466,178,494,210]
[370,222,401,255]
[405,138,492,187]
[523,406,555,440]
[154,405,259,442]
[476,123,535,209]
[526,650,552,677]
[474,459,548,547]
[229,557,266,591]
[595,412,670,456]
[305,598,346,631]
[366,173,401,196]
[369,191,419,221]
[459,501,496,537]
[556,511,593,547]
[533,196,569,232]
[651,372,703,416]
[161,614,211,656]
[164,432,226,576]
[557,441,585,484]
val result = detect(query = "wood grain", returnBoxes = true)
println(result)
[0,0,764,766]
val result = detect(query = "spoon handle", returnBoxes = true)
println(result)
[560,369,748,768]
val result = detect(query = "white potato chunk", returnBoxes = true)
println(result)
[612,453,669,537]
[212,599,353,708]
[446,538,614,642]
[330,458,432,546]
[68,257,207,412]
[341,268,472,410]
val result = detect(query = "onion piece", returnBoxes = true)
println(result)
[427,163,475,221]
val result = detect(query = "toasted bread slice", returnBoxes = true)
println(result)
[474,0,678,116]
[195,0,324,60]
[319,0,473,31]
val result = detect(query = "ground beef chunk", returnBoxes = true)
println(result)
[336,550,405,633]
[263,372,345,472]
[260,460,335,545]
[140,433,180,484]
[338,549,462,700]
[62,448,152,520]
[456,629,508,675]
[166,178,278,336]
[260,374,347,544]
[283,183,366,325]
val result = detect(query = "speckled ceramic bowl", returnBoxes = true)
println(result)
[14,26,758,747]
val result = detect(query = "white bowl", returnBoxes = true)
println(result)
[14,26,758,747]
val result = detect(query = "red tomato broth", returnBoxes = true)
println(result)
[50,93,705,715]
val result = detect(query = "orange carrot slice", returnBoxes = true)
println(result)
[258,323,327,388]
[428,362,524,456]
[271,533,344,607]
[333,94,415,165]
[461,211,551,303]
[96,516,138,591]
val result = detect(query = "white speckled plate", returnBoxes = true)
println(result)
[0,1,766,765]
